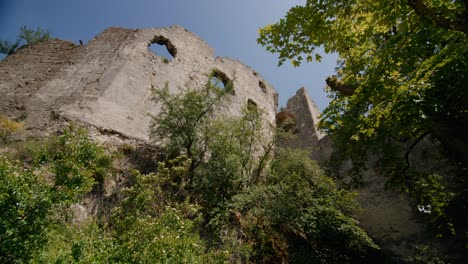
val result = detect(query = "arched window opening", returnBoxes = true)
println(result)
[148,35,177,62]
[247,99,258,111]
[209,69,234,93]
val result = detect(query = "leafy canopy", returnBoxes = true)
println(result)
[150,81,225,172]
[150,80,275,209]
[258,0,468,161]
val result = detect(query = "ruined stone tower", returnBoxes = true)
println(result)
[281,87,331,161]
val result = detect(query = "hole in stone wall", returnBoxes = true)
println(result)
[209,69,234,93]
[247,99,258,111]
[149,35,177,62]
[259,81,267,93]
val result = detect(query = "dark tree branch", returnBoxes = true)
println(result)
[326,76,355,96]
[408,0,468,34]
[402,131,430,188]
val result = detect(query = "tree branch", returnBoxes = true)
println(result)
[326,76,355,96]
[402,131,430,188]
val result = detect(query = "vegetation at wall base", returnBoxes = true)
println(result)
[0,83,383,263]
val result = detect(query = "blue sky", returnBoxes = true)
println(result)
[0,0,337,110]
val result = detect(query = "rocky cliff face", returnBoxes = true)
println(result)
[0,26,277,141]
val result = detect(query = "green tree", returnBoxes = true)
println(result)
[150,80,274,207]
[110,158,229,263]
[150,81,225,173]
[149,81,376,261]
[231,148,378,263]
[193,105,274,209]
[35,126,112,203]
[258,0,468,237]
[0,158,53,263]
[32,219,115,264]
[0,25,51,56]
[0,126,112,263]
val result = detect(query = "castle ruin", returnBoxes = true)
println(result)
[0,26,438,258]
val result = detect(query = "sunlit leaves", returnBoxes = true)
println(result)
[0,158,52,263]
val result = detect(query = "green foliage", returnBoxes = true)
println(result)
[150,82,226,172]
[193,106,273,209]
[0,25,51,56]
[150,81,274,208]
[0,158,53,263]
[232,148,378,263]
[112,207,228,263]
[411,173,455,236]
[149,82,376,261]
[403,244,447,264]
[114,157,193,218]
[0,91,378,262]
[258,0,468,240]
[32,219,115,264]
[258,0,468,163]
[111,158,229,263]
[35,126,112,202]
[1,123,232,263]
[0,125,113,263]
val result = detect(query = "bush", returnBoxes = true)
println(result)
[32,219,115,264]
[35,126,112,202]
[0,158,53,263]
[0,125,112,263]
[0,115,23,143]
[231,148,378,263]
[404,244,447,264]
[111,157,229,263]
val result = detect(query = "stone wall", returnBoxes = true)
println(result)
[0,26,278,141]
[0,39,81,120]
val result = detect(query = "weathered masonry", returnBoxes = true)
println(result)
[0,26,278,140]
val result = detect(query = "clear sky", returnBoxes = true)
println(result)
[0,0,337,110]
